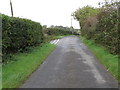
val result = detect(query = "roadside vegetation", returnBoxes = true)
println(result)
[73,0,119,82]
[3,43,56,88]
[2,14,78,63]
[2,14,43,63]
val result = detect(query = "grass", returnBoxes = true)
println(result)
[80,36,119,82]
[2,43,56,88]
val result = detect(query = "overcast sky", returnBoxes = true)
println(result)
[0,0,104,29]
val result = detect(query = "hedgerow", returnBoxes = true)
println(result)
[2,14,43,62]
[94,10,118,54]
[2,14,76,63]
[73,3,119,55]
[46,28,72,36]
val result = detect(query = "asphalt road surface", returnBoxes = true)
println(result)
[21,36,118,88]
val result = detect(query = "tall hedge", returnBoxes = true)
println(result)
[94,10,118,54]
[2,14,43,60]
[84,10,118,54]
[73,5,119,55]
[80,10,118,54]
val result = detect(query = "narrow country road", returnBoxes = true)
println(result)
[21,36,118,88]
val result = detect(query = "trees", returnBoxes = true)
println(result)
[72,6,99,29]
[73,1,119,54]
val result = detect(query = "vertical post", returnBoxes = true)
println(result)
[98,2,101,8]
[71,18,72,27]
[10,0,13,17]
[70,17,73,34]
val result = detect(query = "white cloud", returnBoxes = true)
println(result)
[0,0,103,29]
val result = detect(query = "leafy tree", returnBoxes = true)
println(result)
[72,6,100,28]
[73,1,119,55]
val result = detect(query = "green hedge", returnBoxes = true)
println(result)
[82,10,118,54]
[81,10,118,54]
[2,14,43,62]
[74,5,119,55]
[45,28,78,36]
[46,28,73,36]
[94,10,118,54]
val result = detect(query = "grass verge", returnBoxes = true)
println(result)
[80,36,119,82]
[2,43,56,88]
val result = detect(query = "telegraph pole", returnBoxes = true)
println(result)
[71,18,72,27]
[70,17,73,34]
[10,0,13,17]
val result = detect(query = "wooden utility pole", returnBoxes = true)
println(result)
[71,18,72,27]
[70,17,73,34]
[10,0,13,17]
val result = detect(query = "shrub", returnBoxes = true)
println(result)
[2,14,43,62]
[73,5,119,55]
[94,10,118,54]
[46,28,73,36]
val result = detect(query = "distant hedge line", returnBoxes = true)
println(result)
[2,14,43,61]
[46,28,73,36]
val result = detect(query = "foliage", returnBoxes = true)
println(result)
[73,6,100,28]
[45,26,79,36]
[2,14,43,62]
[2,14,76,63]
[73,3,119,55]
[42,25,78,42]
[46,28,72,36]
[94,10,118,54]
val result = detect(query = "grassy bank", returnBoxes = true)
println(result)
[2,43,56,88]
[80,36,119,82]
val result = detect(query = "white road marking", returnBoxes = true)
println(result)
[53,40,56,44]
[54,39,59,44]
[50,39,60,45]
